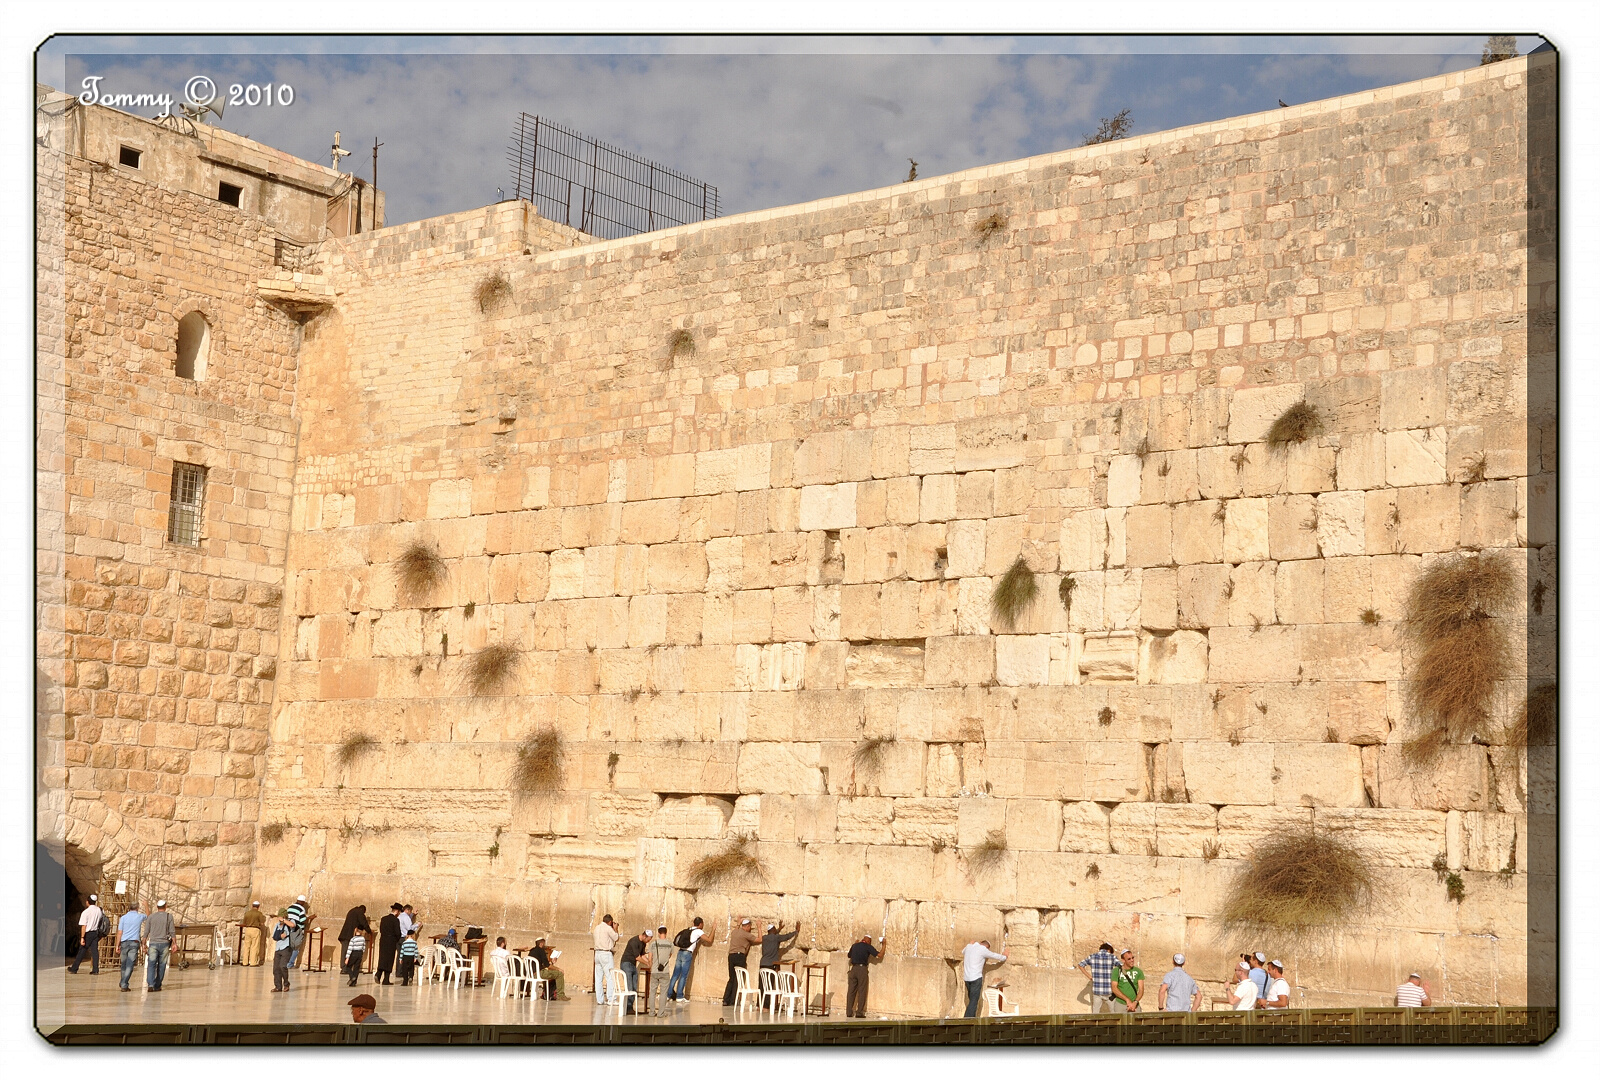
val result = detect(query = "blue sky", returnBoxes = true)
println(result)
[39,35,1546,230]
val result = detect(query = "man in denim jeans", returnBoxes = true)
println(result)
[666,918,709,1003]
[117,901,146,992]
[144,899,176,991]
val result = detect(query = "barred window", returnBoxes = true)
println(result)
[167,463,206,547]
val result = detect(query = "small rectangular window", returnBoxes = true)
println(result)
[218,182,243,207]
[167,463,207,547]
[118,145,142,169]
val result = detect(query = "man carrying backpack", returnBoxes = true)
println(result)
[70,894,107,974]
[666,918,710,1003]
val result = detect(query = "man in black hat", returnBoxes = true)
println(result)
[348,993,386,1024]
[375,903,403,985]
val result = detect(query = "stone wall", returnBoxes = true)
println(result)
[37,94,312,915]
[256,54,1550,1014]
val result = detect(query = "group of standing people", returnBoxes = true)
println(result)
[1076,944,1290,1013]
[67,894,179,993]
[331,902,426,987]
[590,913,726,1014]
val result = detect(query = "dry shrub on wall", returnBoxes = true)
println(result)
[1218,828,1375,948]
[335,731,378,768]
[1509,682,1557,748]
[686,835,766,890]
[466,643,520,697]
[990,556,1039,630]
[476,270,512,313]
[512,727,564,794]
[1402,550,1516,762]
[851,735,896,777]
[668,328,695,359]
[260,822,287,844]
[965,830,1009,878]
[974,211,1008,241]
[395,541,447,603]
[1265,401,1324,449]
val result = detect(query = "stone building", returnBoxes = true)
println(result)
[38,53,1554,1015]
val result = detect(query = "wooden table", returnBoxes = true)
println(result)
[172,924,214,969]
[301,926,327,971]
[804,962,830,1016]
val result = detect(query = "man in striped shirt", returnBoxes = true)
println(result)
[1395,973,1432,1008]
[286,896,312,967]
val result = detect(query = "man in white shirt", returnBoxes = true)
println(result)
[398,906,415,937]
[1228,962,1258,1010]
[1258,960,1291,1008]
[666,918,709,1003]
[592,914,620,1004]
[1395,973,1432,1008]
[961,939,1008,1017]
[70,894,105,974]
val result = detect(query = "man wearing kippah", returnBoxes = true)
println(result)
[144,899,177,991]
[1158,953,1201,1012]
[1258,960,1291,1008]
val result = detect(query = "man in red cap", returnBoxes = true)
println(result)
[348,993,386,1024]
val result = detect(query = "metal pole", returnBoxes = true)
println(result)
[701,182,708,223]
[371,138,382,228]
[529,115,540,205]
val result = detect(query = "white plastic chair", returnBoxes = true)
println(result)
[733,964,761,1011]
[213,926,234,968]
[759,967,781,1013]
[444,948,475,987]
[603,967,637,1014]
[772,970,803,1019]
[418,944,440,982]
[985,986,1020,1017]
[522,955,551,1000]
[492,953,532,999]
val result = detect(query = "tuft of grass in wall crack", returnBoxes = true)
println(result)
[1265,401,1323,449]
[851,735,896,778]
[511,726,564,795]
[260,821,288,844]
[973,211,1007,242]
[1058,573,1076,615]
[1219,827,1375,948]
[476,270,512,313]
[465,642,520,696]
[395,541,447,604]
[1402,550,1515,764]
[965,830,1009,878]
[990,556,1039,630]
[668,328,695,360]
[686,834,766,890]
[335,731,378,768]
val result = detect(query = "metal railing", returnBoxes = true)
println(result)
[506,114,719,240]
[44,1006,1557,1046]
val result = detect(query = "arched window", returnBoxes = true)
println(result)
[175,311,210,380]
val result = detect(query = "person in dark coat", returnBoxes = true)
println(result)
[375,904,403,985]
[337,905,371,980]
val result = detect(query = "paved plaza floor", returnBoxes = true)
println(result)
[38,960,847,1031]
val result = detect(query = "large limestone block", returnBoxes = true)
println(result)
[647,543,709,594]
[1078,631,1137,683]
[1273,559,1324,625]
[1268,494,1320,562]
[1385,428,1448,487]
[1059,508,1108,573]
[1060,801,1111,853]
[1227,562,1276,627]
[1316,490,1366,557]
[794,795,838,844]
[1138,629,1208,684]
[1319,556,1373,623]
[946,519,986,578]
[864,845,938,902]
[1083,741,1146,801]
[1107,802,1157,856]
[1014,851,1095,910]
[651,795,734,839]
[1298,623,1399,681]
[1153,804,1218,857]
[1459,479,1519,549]
[836,796,895,844]
[1214,806,1314,858]
[1380,366,1447,431]
[1107,454,1141,507]
[1208,625,1298,682]
[924,635,994,687]
[525,838,636,883]
[1315,808,1446,868]
[956,796,1007,848]
[636,838,677,887]
[890,798,958,846]
[1395,483,1462,553]
[1228,383,1306,444]
[1170,502,1224,570]
[1177,563,1230,630]
[1124,502,1172,567]
[919,473,959,522]
[737,742,825,795]
[1222,497,1270,563]
[1272,744,1365,807]
[1004,798,1062,851]
[1184,743,1275,806]
[995,635,1052,686]
[1377,745,1490,811]
[804,848,869,901]
[955,471,994,519]
[587,792,662,837]
[845,643,925,688]
[798,484,858,532]
[1140,567,1178,631]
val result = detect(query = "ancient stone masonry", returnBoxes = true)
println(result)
[41,53,1554,1016]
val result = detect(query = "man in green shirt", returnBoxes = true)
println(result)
[1111,948,1146,1013]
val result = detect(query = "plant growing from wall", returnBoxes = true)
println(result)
[511,726,564,794]
[965,829,1009,878]
[476,270,513,313]
[1058,574,1076,615]
[668,328,695,360]
[686,834,766,890]
[1265,401,1324,449]
[395,541,447,604]
[974,211,1007,242]
[1360,608,1380,625]
[260,822,288,844]
[466,642,521,697]
[1218,827,1375,947]
[990,556,1039,630]
[463,600,476,619]
[851,735,896,786]
[1402,550,1515,763]
[335,731,378,768]
[1445,872,1467,904]
[1085,861,1101,879]
[1082,108,1133,146]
